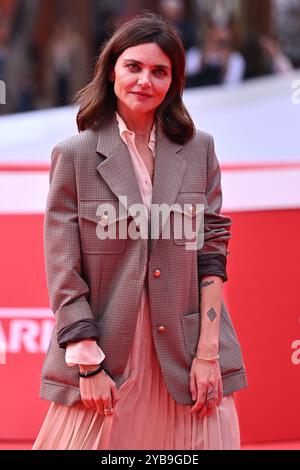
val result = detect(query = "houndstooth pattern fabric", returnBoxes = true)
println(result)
[40,116,247,406]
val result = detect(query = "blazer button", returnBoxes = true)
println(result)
[99,214,108,225]
[189,205,196,215]
[153,269,161,278]
[157,325,166,332]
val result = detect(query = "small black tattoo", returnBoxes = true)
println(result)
[200,280,215,289]
[207,307,217,322]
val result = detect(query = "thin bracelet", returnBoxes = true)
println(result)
[78,364,103,378]
[193,353,220,362]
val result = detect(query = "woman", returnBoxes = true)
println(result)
[33,13,247,450]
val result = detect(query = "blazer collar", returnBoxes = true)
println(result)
[96,114,187,254]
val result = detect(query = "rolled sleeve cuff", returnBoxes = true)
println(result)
[198,253,228,283]
[57,319,99,349]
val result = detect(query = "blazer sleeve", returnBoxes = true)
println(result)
[197,134,232,282]
[44,145,98,348]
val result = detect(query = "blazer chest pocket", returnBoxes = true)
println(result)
[79,200,128,254]
[172,192,206,246]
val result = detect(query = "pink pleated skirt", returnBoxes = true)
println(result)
[33,288,240,450]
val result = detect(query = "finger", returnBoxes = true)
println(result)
[111,384,120,407]
[103,399,113,417]
[217,380,223,406]
[82,398,93,409]
[206,384,218,415]
[198,403,208,419]
[189,372,197,402]
[90,399,100,412]
[192,399,205,413]
[80,379,94,409]
[206,399,217,417]
[82,400,89,409]
[94,398,104,415]
[191,388,206,413]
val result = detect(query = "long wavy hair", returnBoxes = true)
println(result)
[75,12,195,144]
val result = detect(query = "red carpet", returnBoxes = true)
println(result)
[0,440,300,450]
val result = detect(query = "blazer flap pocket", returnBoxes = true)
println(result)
[172,193,206,245]
[79,200,130,225]
[173,192,206,217]
[79,200,127,254]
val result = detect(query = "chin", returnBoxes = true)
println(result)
[129,103,154,112]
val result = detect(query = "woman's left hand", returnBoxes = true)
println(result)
[190,358,223,418]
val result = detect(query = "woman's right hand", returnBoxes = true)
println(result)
[79,364,120,416]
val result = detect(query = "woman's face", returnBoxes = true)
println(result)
[111,42,172,118]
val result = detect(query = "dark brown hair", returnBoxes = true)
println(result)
[75,12,195,144]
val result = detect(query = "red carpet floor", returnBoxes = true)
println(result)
[0,440,300,450]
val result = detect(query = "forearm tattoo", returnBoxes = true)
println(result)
[199,281,217,321]
[206,307,217,322]
[200,280,215,289]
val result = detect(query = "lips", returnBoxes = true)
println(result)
[131,91,153,97]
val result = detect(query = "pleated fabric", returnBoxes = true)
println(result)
[33,287,240,450]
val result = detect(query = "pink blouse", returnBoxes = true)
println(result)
[65,112,156,367]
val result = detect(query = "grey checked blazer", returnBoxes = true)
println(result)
[40,116,248,406]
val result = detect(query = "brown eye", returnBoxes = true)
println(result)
[127,63,139,72]
[154,68,167,77]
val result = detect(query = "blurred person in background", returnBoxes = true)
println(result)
[185,16,245,88]
[44,19,88,107]
[0,18,9,81]
[91,0,119,60]
[158,0,198,51]
[0,18,9,113]
[260,34,293,74]
[2,0,39,113]
[32,12,247,450]
[243,33,294,80]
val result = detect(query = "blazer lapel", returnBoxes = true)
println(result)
[150,126,186,254]
[96,116,144,220]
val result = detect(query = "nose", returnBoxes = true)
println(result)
[137,71,151,88]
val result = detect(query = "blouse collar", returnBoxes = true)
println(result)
[115,111,156,155]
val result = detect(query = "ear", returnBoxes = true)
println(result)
[108,69,115,82]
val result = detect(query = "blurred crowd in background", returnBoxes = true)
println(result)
[0,0,299,115]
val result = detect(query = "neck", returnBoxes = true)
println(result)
[117,106,154,137]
